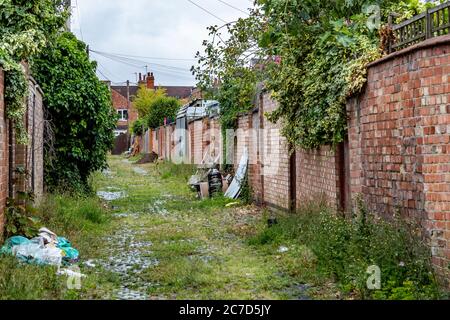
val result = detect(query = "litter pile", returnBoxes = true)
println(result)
[189,147,249,200]
[0,227,79,267]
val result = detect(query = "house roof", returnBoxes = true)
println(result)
[111,85,194,100]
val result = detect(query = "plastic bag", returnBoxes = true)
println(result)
[56,237,79,262]
[11,243,63,266]
[0,236,31,255]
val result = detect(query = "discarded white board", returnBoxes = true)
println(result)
[224,147,249,199]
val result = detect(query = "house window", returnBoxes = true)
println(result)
[117,109,128,121]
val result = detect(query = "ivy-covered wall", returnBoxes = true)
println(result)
[0,65,45,239]
[0,68,7,236]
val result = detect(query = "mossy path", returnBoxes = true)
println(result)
[90,156,325,300]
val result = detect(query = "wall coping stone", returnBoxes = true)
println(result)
[368,34,450,68]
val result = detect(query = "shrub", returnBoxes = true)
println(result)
[146,97,180,129]
[248,200,441,300]
[31,32,117,193]
[131,118,147,136]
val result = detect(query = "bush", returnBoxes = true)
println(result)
[146,97,180,129]
[248,200,441,300]
[131,118,147,136]
[31,32,117,193]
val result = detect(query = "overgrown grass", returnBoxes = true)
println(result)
[37,194,110,232]
[0,193,112,300]
[157,161,196,181]
[248,201,443,300]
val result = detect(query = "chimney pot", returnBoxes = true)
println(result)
[146,72,155,90]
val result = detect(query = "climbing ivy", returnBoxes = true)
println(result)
[194,0,437,150]
[31,33,117,193]
[192,10,265,131]
[0,0,67,144]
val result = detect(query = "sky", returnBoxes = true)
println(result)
[70,0,252,87]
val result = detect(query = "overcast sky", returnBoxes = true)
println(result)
[71,0,252,87]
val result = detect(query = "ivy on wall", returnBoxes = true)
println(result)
[0,0,67,144]
[30,32,117,193]
[194,0,437,150]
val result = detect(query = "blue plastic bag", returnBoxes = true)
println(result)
[56,237,79,262]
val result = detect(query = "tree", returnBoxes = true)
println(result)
[194,0,437,149]
[0,0,68,143]
[146,97,181,129]
[131,117,147,136]
[133,86,167,118]
[30,32,117,193]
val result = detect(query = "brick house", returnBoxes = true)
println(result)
[110,72,194,136]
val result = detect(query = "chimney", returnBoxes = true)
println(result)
[146,72,155,90]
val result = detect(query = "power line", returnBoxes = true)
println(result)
[186,0,227,23]
[96,60,123,82]
[89,49,196,62]
[91,51,195,80]
[91,50,193,73]
[215,0,249,15]
[96,68,109,81]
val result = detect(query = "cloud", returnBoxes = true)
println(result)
[71,0,250,86]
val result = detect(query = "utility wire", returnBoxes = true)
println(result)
[215,0,249,15]
[91,50,193,73]
[186,0,227,23]
[89,49,196,62]
[91,51,195,79]
[96,60,123,82]
[96,68,109,81]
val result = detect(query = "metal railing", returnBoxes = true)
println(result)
[389,1,450,53]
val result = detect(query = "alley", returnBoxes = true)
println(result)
[91,156,331,300]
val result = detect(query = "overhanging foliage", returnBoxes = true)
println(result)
[194,0,440,150]
[31,32,117,193]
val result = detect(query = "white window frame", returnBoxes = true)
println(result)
[117,109,129,121]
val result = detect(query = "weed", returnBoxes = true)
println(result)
[248,200,442,300]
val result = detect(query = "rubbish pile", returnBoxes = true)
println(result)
[0,227,79,267]
[189,147,249,200]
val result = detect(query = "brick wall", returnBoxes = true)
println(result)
[249,111,263,205]
[111,89,137,129]
[260,94,291,210]
[347,35,450,278]
[26,78,45,202]
[208,117,221,163]
[191,119,204,164]
[296,146,341,210]
[0,67,45,238]
[0,68,7,235]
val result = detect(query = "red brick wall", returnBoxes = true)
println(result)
[191,119,204,165]
[249,111,264,205]
[347,35,450,277]
[296,146,341,210]
[209,117,222,163]
[0,68,7,235]
[188,122,194,163]
[25,78,45,202]
[260,94,291,210]
[111,89,137,128]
